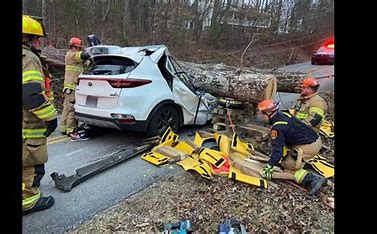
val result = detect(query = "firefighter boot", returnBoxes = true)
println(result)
[23,195,55,215]
[301,172,327,196]
[69,129,90,142]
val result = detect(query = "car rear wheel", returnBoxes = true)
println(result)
[146,105,180,137]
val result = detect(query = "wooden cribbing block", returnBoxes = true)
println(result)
[184,139,201,154]
[239,125,269,139]
[154,146,189,162]
[232,156,293,180]
[213,122,228,131]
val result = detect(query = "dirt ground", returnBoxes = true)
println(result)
[72,165,334,233]
[71,106,335,233]
[69,87,335,234]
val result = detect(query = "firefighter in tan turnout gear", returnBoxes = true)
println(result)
[60,37,91,141]
[292,77,327,131]
[22,15,57,214]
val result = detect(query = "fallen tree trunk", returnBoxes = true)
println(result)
[271,70,307,93]
[179,62,306,97]
[43,57,65,70]
[40,46,308,103]
[180,62,278,104]
[41,46,66,69]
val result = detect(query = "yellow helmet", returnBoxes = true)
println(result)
[22,15,44,37]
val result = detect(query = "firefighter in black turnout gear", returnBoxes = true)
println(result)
[257,99,326,196]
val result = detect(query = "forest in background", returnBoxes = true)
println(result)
[23,0,334,67]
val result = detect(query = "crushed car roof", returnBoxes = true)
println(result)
[89,44,169,63]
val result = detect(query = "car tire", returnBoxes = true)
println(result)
[146,105,180,137]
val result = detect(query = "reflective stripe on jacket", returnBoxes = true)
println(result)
[268,112,319,167]
[22,45,57,139]
[64,50,84,90]
[294,93,327,129]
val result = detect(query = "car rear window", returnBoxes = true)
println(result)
[83,56,139,75]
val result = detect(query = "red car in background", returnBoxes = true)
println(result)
[311,37,334,65]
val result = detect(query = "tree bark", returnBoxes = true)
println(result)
[179,62,277,104]
[270,69,306,93]
[122,0,130,43]
[42,0,48,31]
[22,0,27,14]
[179,61,306,102]
[92,0,96,25]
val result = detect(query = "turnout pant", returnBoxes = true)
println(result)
[60,90,77,134]
[280,136,322,171]
[277,136,322,183]
[22,138,47,211]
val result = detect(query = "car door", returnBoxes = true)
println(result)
[167,56,210,125]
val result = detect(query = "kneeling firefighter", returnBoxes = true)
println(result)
[257,99,326,196]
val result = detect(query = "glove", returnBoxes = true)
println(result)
[261,164,274,180]
[44,118,58,137]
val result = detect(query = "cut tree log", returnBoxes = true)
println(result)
[179,62,307,101]
[41,46,67,68]
[180,62,277,104]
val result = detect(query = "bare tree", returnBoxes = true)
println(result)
[40,0,332,61]
[122,0,130,44]
[42,0,48,31]
[22,0,29,14]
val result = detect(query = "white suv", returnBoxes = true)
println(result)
[75,45,215,136]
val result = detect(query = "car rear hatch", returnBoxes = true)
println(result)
[76,55,144,110]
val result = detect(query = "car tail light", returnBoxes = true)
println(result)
[326,44,334,49]
[108,78,152,88]
[77,77,152,88]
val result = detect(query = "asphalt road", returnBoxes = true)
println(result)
[23,61,334,233]
[22,125,206,233]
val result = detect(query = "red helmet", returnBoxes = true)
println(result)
[257,99,279,113]
[69,37,83,48]
[301,77,319,88]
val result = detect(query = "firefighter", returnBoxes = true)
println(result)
[22,15,57,214]
[60,37,91,141]
[257,99,326,196]
[292,77,328,131]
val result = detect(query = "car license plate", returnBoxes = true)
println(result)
[85,96,98,107]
